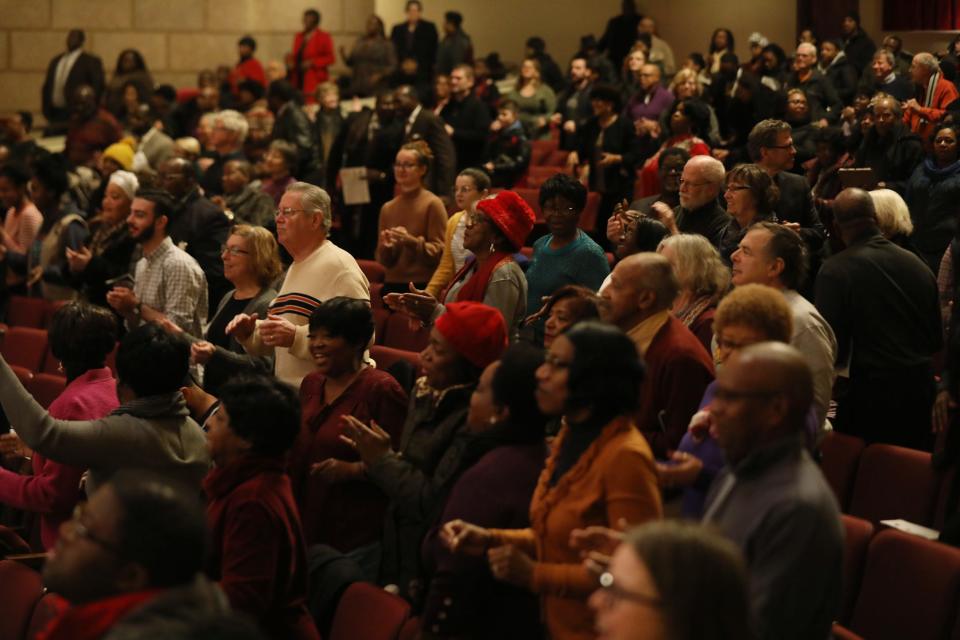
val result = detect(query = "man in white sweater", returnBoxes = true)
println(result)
[228,182,369,387]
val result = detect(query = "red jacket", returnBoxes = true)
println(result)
[229,57,266,94]
[289,29,335,99]
[636,315,715,458]
[905,74,960,144]
[204,456,319,640]
[0,367,118,549]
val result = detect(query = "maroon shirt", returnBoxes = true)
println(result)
[292,366,408,551]
[65,109,122,167]
[204,456,319,640]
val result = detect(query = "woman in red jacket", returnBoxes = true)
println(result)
[288,9,336,102]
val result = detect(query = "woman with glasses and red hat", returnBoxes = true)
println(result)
[385,189,535,341]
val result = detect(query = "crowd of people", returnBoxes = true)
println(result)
[0,1,959,639]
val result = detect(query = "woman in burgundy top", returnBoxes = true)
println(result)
[292,297,408,551]
[0,302,119,549]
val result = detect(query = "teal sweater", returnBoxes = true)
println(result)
[525,231,609,324]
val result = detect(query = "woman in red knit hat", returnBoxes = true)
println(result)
[384,190,535,341]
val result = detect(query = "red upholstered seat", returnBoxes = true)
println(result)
[371,345,421,373]
[526,166,569,189]
[6,296,46,328]
[848,444,938,526]
[819,431,866,511]
[530,139,559,165]
[26,593,70,640]
[26,374,67,410]
[398,616,420,640]
[328,582,411,640]
[373,308,390,345]
[10,365,34,385]
[42,299,69,327]
[0,524,31,556]
[831,623,864,640]
[1,327,49,372]
[839,515,874,625]
[847,529,960,640]
[383,313,430,352]
[0,559,44,640]
[358,259,386,284]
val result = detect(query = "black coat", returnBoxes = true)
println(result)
[823,55,859,105]
[482,124,531,188]
[842,30,877,75]
[41,51,105,123]
[391,20,439,76]
[272,101,320,178]
[168,188,232,314]
[554,82,594,150]
[773,170,827,255]
[855,123,924,194]
[576,115,640,199]
[406,109,457,199]
[440,95,492,171]
[787,70,843,123]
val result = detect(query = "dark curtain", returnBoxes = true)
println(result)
[884,0,960,30]
[797,0,860,42]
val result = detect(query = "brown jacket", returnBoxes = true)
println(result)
[489,416,662,640]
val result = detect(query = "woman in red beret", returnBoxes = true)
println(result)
[385,189,535,341]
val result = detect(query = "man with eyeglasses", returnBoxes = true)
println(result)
[39,471,233,637]
[704,341,842,640]
[228,182,369,388]
[650,154,729,248]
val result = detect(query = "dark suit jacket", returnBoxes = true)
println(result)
[576,115,640,199]
[555,82,594,150]
[391,20,439,75]
[406,109,457,199]
[440,95,491,171]
[773,170,826,254]
[168,188,232,313]
[41,51,105,122]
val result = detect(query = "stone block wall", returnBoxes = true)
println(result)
[0,0,373,122]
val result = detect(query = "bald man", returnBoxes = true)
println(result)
[651,155,730,248]
[815,188,940,448]
[705,342,842,640]
[599,253,714,456]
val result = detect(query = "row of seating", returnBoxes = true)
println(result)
[0,560,67,640]
[820,433,952,529]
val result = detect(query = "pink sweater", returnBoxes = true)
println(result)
[0,367,118,548]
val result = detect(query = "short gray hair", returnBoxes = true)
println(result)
[873,48,895,68]
[215,109,249,142]
[286,182,332,232]
[870,188,913,238]
[914,52,939,74]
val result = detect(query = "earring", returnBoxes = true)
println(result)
[57,361,64,373]
[489,241,496,254]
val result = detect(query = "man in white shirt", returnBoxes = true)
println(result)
[41,30,105,134]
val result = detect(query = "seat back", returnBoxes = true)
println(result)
[0,524,31,556]
[839,514,874,625]
[383,313,430,352]
[849,444,938,526]
[6,296,46,328]
[848,529,960,640]
[26,374,68,410]
[26,593,70,640]
[819,431,866,511]
[357,259,386,284]
[0,559,44,640]
[329,582,411,640]
[530,139,559,166]
[373,308,390,345]
[1,327,49,372]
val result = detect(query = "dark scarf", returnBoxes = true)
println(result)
[923,156,960,179]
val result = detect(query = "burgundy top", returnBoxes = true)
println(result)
[0,367,118,549]
[292,366,408,551]
[204,456,319,640]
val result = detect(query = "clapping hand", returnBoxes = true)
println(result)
[339,415,393,465]
[225,312,259,341]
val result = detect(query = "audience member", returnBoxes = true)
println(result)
[391,0,439,80]
[525,36,566,93]
[657,234,730,350]
[292,298,408,552]
[654,155,729,248]
[552,56,595,151]
[39,472,228,638]
[624,64,673,141]
[0,162,43,293]
[230,183,369,388]
[599,253,714,456]
[530,284,601,349]
[0,302,118,549]
[597,0,641,71]
[106,187,208,336]
[340,15,396,98]
[0,323,210,491]
[905,52,960,144]
[906,124,960,270]
[288,9,335,99]
[717,162,780,261]
[854,94,923,194]
[436,11,473,75]
[128,104,175,172]
[425,168,490,297]
[440,64,491,170]
[376,141,448,293]
[637,98,711,198]
[706,28,735,74]
[421,344,547,638]
[705,342,843,640]
[638,16,676,76]
[261,140,299,205]
[860,49,913,102]
[41,30,105,134]
[229,35,267,95]
[504,58,559,142]
[783,89,818,169]
[268,80,319,179]
[1,111,39,168]
[819,38,858,105]
[313,82,343,184]
[204,375,320,639]
[816,188,941,448]
[104,49,153,119]
[627,146,688,215]
[840,11,877,75]
[482,99,531,188]
[219,159,275,226]
[64,84,122,168]
[201,109,249,197]
[396,84,458,199]
[443,321,661,640]
[787,43,842,124]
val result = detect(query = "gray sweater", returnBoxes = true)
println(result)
[0,356,210,494]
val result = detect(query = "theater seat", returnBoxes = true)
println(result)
[10,365,34,386]
[848,444,938,527]
[839,515,874,625]
[6,296,46,329]
[357,259,386,284]
[0,560,44,640]
[846,529,960,640]
[0,525,31,556]
[384,313,430,352]
[26,374,67,410]
[398,616,420,640]
[373,308,390,345]
[1,327,49,372]
[831,623,864,640]
[25,593,70,640]
[819,431,866,511]
[530,139,559,166]
[329,582,411,640]
[579,192,601,232]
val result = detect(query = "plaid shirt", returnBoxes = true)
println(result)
[133,236,208,337]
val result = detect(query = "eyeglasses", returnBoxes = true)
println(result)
[275,207,306,219]
[713,387,782,402]
[543,353,572,370]
[596,572,663,608]
[725,184,751,192]
[767,143,796,150]
[221,244,250,256]
[67,503,120,555]
[394,162,419,170]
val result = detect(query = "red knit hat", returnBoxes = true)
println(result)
[434,302,508,369]
[476,190,536,250]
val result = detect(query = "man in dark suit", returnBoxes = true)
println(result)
[391,0,439,80]
[550,56,594,151]
[41,30,105,135]
[395,85,456,202]
[748,119,826,280]
[440,64,491,171]
[158,158,231,316]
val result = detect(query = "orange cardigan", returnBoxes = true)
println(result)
[489,416,662,640]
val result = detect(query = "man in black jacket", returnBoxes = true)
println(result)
[159,158,231,315]
[390,0,439,79]
[440,65,491,171]
[396,85,457,202]
[857,49,913,102]
[840,11,876,76]
[41,29,105,134]
[551,56,594,151]
[787,43,843,125]
[596,0,641,71]
[818,40,858,106]
[816,188,941,449]
[853,96,923,194]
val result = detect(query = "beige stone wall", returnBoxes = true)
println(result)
[0,0,374,120]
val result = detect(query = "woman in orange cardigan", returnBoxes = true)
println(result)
[442,321,662,640]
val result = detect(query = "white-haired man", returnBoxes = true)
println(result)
[200,109,249,196]
[228,183,370,387]
[905,52,960,144]
[651,155,730,248]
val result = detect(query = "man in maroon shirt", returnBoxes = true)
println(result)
[204,374,320,640]
[64,84,122,168]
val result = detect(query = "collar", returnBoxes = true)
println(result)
[730,432,804,479]
[883,71,897,84]
[140,127,158,144]
[407,104,423,126]
[203,455,286,500]
[626,309,671,357]
[143,235,173,261]
[413,376,474,406]
[67,367,114,387]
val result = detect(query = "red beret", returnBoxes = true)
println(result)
[434,302,508,369]
[476,190,536,250]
